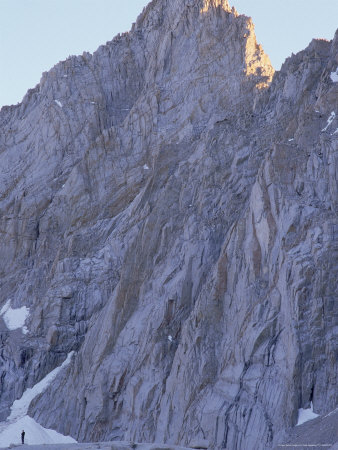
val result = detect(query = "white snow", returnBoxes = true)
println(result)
[168,335,173,342]
[0,352,76,447]
[143,164,150,170]
[333,128,338,135]
[0,300,29,334]
[288,138,294,141]
[54,99,63,108]
[321,111,335,132]
[330,68,338,83]
[297,402,319,426]
[0,415,76,446]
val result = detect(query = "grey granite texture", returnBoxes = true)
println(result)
[274,408,338,449]
[0,0,337,449]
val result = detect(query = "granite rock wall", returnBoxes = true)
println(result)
[0,1,337,448]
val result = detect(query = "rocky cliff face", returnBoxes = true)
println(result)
[0,0,337,448]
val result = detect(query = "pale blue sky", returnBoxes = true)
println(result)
[0,0,337,108]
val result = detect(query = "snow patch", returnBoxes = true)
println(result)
[288,138,294,142]
[0,300,29,334]
[330,68,338,83]
[0,415,76,446]
[297,402,319,426]
[321,111,335,131]
[143,164,150,170]
[54,100,63,108]
[0,352,76,447]
[168,335,173,342]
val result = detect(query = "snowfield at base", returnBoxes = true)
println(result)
[0,352,76,447]
[297,402,319,426]
[0,415,76,446]
[0,300,29,334]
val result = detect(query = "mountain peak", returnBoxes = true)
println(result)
[200,0,231,13]
[132,0,273,94]
[1,1,336,449]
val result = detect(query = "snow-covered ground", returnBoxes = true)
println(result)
[0,415,77,446]
[0,352,77,447]
[0,299,29,334]
[297,402,319,426]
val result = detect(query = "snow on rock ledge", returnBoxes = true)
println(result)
[297,402,319,426]
[330,68,338,82]
[0,300,29,334]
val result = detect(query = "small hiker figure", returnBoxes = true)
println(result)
[21,429,25,444]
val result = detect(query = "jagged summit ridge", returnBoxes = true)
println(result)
[0,0,337,449]
[0,0,271,116]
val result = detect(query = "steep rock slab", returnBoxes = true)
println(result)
[0,1,337,449]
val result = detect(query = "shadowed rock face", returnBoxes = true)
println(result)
[0,0,337,448]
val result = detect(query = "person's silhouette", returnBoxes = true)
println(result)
[21,430,25,444]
